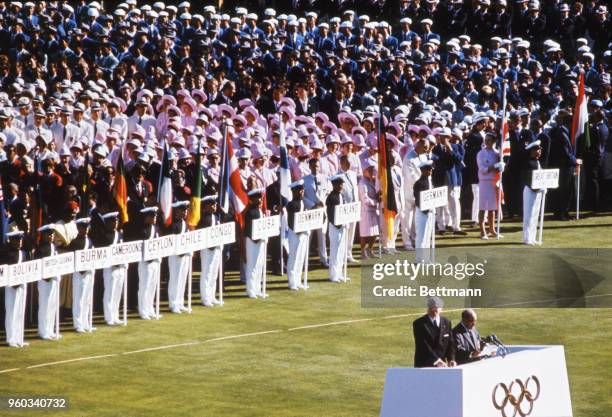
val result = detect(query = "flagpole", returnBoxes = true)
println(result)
[218,250,224,305]
[496,80,507,239]
[279,113,284,277]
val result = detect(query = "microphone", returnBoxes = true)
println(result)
[490,334,509,357]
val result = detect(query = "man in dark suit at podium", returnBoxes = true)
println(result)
[413,297,456,368]
[452,309,485,365]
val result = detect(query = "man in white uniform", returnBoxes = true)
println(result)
[286,180,310,290]
[3,230,29,347]
[199,195,223,307]
[326,174,348,283]
[70,218,96,333]
[165,201,192,313]
[244,189,267,298]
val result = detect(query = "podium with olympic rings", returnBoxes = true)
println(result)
[380,345,572,417]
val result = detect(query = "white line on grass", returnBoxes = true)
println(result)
[7,294,608,374]
[288,318,373,331]
[26,354,119,369]
[122,342,200,355]
[205,329,283,342]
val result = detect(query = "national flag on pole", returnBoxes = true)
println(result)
[113,151,129,223]
[279,122,292,206]
[81,152,90,216]
[571,71,590,153]
[0,176,7,244]
[377,105,397,242]
[219,122,249,221]
[158,140,173,226]
[500,84,511,158]
[187,140,202,228]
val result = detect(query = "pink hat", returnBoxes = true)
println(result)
[352,134,366,147]
[191,89,207,103]
[385,134,400,149]
[167,105,181,116]
[314,112,329,123]
[243,106,259,121]
[238,98,254,109]
[177,89,191,99]
[182,97,197,113]
[217,104,236,118]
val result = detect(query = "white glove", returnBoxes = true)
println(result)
[576,158,583,165]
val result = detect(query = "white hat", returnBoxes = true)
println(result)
[201,194,218,203]
[248,188,265,197]
[171,200,190,209]
[140,206,159,214]
[525,140,541,150]
[418,159,434,169]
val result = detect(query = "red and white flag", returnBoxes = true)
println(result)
[158,140,173,226]
[219,123,248,217]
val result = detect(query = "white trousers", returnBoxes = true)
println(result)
[448,186,462,231]
[436,200,451,231]
[72,270,94,331]
[402,198,416,248]
[246,237,265,297]
[103,266,126,324]
[313,224,328,263]
[5,284,27,346]
[471,184,480,223]
[200,247,221,305]
[287,229,309,289]
[138,259,160,318]
[167,254,191,311]
[38,277,59,339]
[415,209,435,264]
[328,224,347,282]
[523,186,544,244]
[345,221,357,259]
[381,212,402,249]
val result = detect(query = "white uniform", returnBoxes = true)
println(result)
[287,199,309,289]
[523,162,545,245]
[138,226,160,319]
[246,237,266,298]
[401,151,423,249]
[200,216,222,306]
[339,170,359,261]
[415,177,435,263]
[303,173,331,264]
[381,165,405,250]
[103,231,126,324]
[37,244,60,339]
[72,237,95,332]
[328,193,347,282]
[167,220,192,313]
[5,250,27,347]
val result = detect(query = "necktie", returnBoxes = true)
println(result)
[138,116,142,125]
[62,125,66,141]
[93,122,97,139]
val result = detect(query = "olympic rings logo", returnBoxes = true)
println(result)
[492,375,541,417]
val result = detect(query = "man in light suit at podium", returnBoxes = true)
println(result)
[413,297,456,368]
[452,309,486,365]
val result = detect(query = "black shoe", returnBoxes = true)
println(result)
[436,230,446,236]
[453,230,468,236]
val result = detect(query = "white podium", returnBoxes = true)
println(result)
[380,345,572,417]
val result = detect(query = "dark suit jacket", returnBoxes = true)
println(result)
[295,97,319,116]
[413,315,455,367]
[325,191,342,226]
[452,323,484,365]
[413,175,433,212]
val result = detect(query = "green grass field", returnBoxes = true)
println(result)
[1,213,612,417]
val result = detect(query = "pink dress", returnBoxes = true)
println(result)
[477,148,501,211]
[358,178,380,237]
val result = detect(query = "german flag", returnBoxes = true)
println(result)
[187,140,202,228]
[114,151,129,223]
[377,105,397,242]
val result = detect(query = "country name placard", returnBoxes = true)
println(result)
[42,252,75,278]
[420,187,448,211]
[109,241,144,265]
[175,230,206,255]
[333,202,361,226]
[75,247,111,271]
[143,235,176,261]
[252,215,281,240]
[531,169,560,190]
[294,207,326,233]
[202,222,236,249]
[9,259,42,284]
